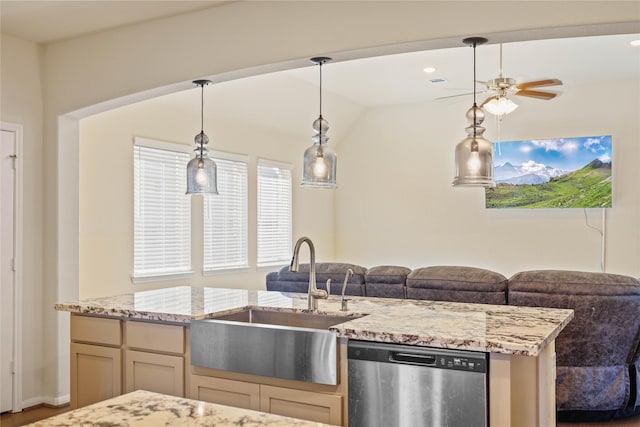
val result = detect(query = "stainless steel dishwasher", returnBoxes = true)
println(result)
[348,340,488,427]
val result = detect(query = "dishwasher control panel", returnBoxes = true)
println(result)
[348,341,487,373]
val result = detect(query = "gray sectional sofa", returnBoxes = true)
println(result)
[265,263,640,422]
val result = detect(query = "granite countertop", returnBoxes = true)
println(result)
[26,389,330,426]
[55,286,574,357]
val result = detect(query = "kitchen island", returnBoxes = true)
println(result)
[55,286,573,427]
[26,389,332,426]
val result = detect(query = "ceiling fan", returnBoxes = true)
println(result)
[479,44,563,115]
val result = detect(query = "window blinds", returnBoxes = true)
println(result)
[203,153,248,271]
[257,159,292,266]
[133,140,191,278]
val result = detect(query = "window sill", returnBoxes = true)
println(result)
[256,262,289,271]
[203,266,250,276]
[131,271,195,284]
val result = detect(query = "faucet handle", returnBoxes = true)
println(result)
[326,279,332,296]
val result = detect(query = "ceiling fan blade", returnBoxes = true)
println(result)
[516,78,563,89]
[515,89,557,100]
[435,92,473,100]
[435,88,493,100]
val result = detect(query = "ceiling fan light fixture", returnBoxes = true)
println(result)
[483,95,518,116]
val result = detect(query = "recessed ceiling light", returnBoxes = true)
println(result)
[423,66,437,73]
[630,39,640,47]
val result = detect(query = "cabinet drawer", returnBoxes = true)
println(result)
[71,315,121,346]
[260,384,342,425]
[190,375,260,410]
[126,321,184,354]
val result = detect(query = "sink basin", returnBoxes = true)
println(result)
[191,308,363,385]
[211,308,359,329]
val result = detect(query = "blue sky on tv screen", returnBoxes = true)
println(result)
[493,135,612,171]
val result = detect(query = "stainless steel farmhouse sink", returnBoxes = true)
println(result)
[211,308,358,329]
[190,308,363,385]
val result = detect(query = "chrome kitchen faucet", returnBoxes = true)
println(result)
[289,237,328,311]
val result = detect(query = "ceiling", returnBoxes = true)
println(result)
[2,1,639,138]
[0,1,231,44]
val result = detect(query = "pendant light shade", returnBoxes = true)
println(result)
[186,79,218,195]
[301,57,337,189]
[453,37,496,188]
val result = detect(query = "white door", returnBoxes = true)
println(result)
[1,128,16,413]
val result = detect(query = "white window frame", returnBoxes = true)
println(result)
[203,150,249,273]
[132,137,193,283]
[257,158,293,267]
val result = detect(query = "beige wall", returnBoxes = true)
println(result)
[0,34,45,405]
[78,98,336,299]
[0,0,636,405]
[336,79,640,277]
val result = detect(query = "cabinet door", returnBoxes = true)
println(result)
[70,343,121,409]
[190,375,260,410]
[125,350,184,397]
[260,384,343,426]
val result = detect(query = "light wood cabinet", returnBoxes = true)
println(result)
[70,342,121,409]
[69,315,123,409]
[70,314,187,409]
[260,384,342,425]
[190,375,260,410]
[125,350,184,397]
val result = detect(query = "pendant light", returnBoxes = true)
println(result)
[301,57,337,189]
[452,37,496,188]
[186,79,218,195]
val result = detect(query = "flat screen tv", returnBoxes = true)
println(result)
[485,135,612,209]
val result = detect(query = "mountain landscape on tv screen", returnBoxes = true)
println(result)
[486,136,612,209]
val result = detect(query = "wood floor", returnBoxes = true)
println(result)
[2,404,639,426]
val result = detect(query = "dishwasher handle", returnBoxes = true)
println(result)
[389,352,437,366]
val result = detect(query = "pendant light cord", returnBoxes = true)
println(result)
[472,41,478,141]
[319,60,323,120]
[200,83,204,157]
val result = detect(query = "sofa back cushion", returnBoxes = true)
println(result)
[509,270,640,412]
[266,262,366,296]
[406,266,508,304]
[365,266,411,298]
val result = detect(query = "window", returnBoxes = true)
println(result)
[133,137,191,280]
[257,159,292,266]
[203,152,248,271]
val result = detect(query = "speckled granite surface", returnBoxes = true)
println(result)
[55,286,573,357]
[25,390,330,426]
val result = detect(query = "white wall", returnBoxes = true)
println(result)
[0,34,45,405]
[336,79,640,277]
[78,97,337,298]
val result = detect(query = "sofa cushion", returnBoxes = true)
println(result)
[364,266,410,298]
[509,270,640,296]
[276,262,366,284]
[365,265,411,284]
[266,262,366,296]
[406,266,508,304]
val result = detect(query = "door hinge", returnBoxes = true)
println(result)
[10,361,15,374]
[11,258,16,272]
[9,154,17,169]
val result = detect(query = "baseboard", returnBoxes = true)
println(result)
[22,394,70,409]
